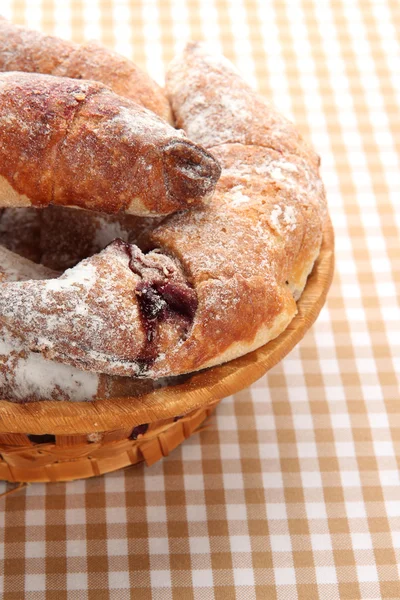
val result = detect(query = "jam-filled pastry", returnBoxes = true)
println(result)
[0,246,166,402]
[0,17,172,123]
[0,241,197,376]
[0,72,221,216]
[0,44,327,382]
[147,43,327,375]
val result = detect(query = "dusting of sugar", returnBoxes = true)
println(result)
[228,186,250,207]
[107,105,171,138]
[0,252,100,402]
[45,262,97,291]
[0,327,99,401]
[14,351,98,401]
[75,304,89,316]
[191,47,241,74]
[277,160,299,173]
[270,167,284,180]
[283,205,297,230]
[254,159,298,181]
[270,205,283,230]
[0,42,326,386]
[269,204,297,233]
[0,243,146,376]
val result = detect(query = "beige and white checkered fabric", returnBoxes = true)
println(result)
[0,0,399,598]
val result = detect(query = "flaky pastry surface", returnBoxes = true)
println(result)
[0,43,327,400]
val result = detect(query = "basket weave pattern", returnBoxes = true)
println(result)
[0,220,333,483]
[0,400,219,483]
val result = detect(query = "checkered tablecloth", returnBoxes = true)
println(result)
[0,0,399,598]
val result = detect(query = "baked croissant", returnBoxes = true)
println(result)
[0,17,172,122]
[0,72,221,215]
[0,246,160,402]
[0,43,327,385]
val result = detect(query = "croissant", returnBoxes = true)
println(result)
[0,240,197,375]
[0,44,327,383]
[0,17,171,122]
[167,42,320,167]
[0,246,167,403]
[0,72,221,215]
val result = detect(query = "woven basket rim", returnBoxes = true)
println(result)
[0,219,334,435]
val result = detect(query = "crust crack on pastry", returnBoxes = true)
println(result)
[111,240,198,372]
[0,240,200,377]
[0,247,175,402]
[0,71,221,215]
[0,42,328,398]
[50,84,103,207]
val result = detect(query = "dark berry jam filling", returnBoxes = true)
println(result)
[111,239,197,373]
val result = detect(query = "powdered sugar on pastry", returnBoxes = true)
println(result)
[269,204,297,233]
[269,205,283,230]
[0,240,198,377]
[0,244,144,374]
[0,246,186,401]
[228,186,250,207]
[45,261,97,292]
[283,205,297,230]
[166,42,319,168]
[0,71,221,217]
[0,42,327,386]
[147,43,326,376]
[0,249,100,402]
[0,327,100,402]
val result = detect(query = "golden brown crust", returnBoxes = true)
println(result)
[147,44,327,374]
[0,241,197,376]
[166,42,320,168]
[0,43,327,387]
[0,72,221,215]
[55,41,172,123]
[0,17,171,122]
[0,248,170,403]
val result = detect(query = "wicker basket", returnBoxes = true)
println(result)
[0,220,334,482]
